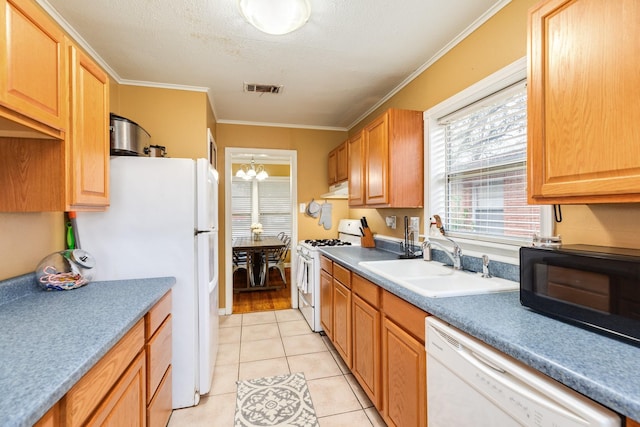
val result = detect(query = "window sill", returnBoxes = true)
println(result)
[422,234,521,266]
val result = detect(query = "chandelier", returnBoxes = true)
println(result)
[235,157,269,181]
[238,0,311,35]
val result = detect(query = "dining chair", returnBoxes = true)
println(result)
[268,236,290,286]
[232,249,248,275]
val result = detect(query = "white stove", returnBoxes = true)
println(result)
[297,219,362,331]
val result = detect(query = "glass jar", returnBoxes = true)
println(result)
[35,249,96,291]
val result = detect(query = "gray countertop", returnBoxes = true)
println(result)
[320,246,640,422]
[0,273,175,427]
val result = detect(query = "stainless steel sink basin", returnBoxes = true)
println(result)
[358,259,518,298]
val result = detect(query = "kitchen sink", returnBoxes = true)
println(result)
[358,259,518,298]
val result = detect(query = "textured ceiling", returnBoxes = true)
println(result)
[39,0,510,130]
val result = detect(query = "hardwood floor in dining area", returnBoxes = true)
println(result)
[232,267,292,313]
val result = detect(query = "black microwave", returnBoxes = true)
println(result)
[520,245,640,346]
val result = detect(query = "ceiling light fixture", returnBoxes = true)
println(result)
[238,0,311,35]
[235,157,269,181]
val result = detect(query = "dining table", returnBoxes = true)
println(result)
[232,236,286,291]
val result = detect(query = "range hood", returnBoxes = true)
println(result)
[321,181,349,199]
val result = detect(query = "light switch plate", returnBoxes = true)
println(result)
[410,217,420,232]
[299,203,306,213]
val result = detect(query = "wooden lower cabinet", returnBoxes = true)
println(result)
[35,291,172,427]
[352,293,381,409]
[85,352,146,426]
[332,279,352,368]
[145,292,173,427]
[61,319,145,426]
[320,268,333,339]
[628,419,640,427]
[382,316,426,427]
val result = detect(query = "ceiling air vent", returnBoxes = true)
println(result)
[244,83,283,94]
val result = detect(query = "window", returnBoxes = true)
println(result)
[231,179,253,240]
[231,176,291,239]
[258,178,292,237]
[426,58,550,249]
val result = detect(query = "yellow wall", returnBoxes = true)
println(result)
[232,163,291,177]
[0,212,63,279]
[113,85,210,160]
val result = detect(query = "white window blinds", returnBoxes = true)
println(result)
[433,81,541,243]
[258,178,292,237]
[231,176,292,240]
[231,178,253,240]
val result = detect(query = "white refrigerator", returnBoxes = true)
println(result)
[76,156,219,409]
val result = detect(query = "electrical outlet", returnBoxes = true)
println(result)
[385,216,397,229]
[409,217,420,233]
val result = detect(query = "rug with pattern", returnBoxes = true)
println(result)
[234,372,319,427]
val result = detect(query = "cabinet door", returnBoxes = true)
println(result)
[68,42,109,209]
[85,352,146,426]
[364,113,389,206]
[0,0,66,134]
[335,141,348,182]
[382,317,426,427]
[332,279,352,368]
[327,148,337,185]
[320,269,333,339]
[348,130,365,206]
[352,294,380,409]
[528,0,640,204]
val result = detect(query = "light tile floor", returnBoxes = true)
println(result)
[168,309,387,427]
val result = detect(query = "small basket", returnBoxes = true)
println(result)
[35,249,96,291]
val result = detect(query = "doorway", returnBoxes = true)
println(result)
[224,148,298,314]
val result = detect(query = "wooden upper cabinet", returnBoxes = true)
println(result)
[0,0,66,137]
[320,267,333,340]
[335,141,348,182]
[328,140,348,185]
[359,108,423,208]
[527,0,640,204]
[348,130,365,206]
[328,148,337,185]
[365,114,389,205]
[67,40,109,209]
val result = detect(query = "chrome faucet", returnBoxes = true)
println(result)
[481,254,491,278]
[422,237,462,270]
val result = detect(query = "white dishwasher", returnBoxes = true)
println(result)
[426,317,620,427]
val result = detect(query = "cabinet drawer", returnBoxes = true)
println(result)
[320,256,333,274]
[382,290,429,343]
[352,274,380,307]
[61,319,145,426]
[333,263,351,288]
[146,315,172,402]
[146,291,172,339]
[147,366,172,427]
